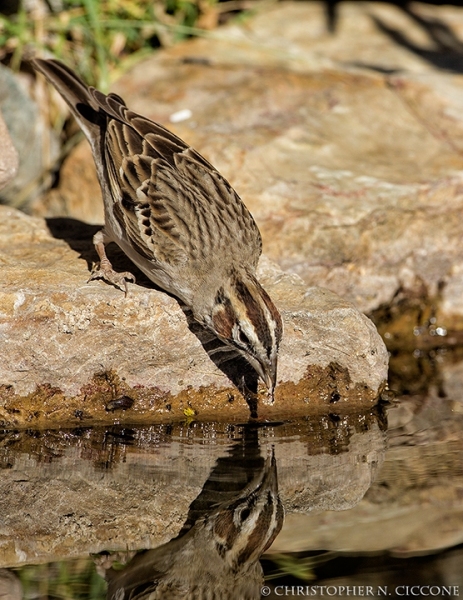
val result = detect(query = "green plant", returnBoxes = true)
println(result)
[0,0,222,89]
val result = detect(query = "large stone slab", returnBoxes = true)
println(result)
[33,2,463,336]
[0,109,18,192]
[0,206,387,428]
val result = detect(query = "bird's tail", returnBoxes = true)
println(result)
[31,58,103,142]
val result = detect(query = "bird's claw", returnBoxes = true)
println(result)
[88,263,136,295]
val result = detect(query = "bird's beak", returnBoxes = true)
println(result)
[263,355,278,401]
[221,336,278,399]
[255,354,277,401]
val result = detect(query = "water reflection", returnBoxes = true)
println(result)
[0,408,387,597]
[102,427,284,599]
[0,568,22,599]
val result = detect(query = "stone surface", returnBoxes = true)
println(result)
[0,64,59,209]
[0,109,18,191]
[0,206,387,428]
[32,138,104,224]
[32,2,463,335]
[0,570,22,599]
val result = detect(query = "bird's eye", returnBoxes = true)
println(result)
[238,329,250,347]
[239,507,251,522]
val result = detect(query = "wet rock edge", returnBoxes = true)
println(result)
[0,362,386,430]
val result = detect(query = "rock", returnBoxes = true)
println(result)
[113,34,463,327]
[0,570,22,599]
[0,109,18,190]
[33,2,463,336]
[0,206,387,428]
[34,138,104,224]
[0,64,60,209]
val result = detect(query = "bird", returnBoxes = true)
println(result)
[101,450,284,599]
[32,58,283,400]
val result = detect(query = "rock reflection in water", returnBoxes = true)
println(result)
[0,408,386,570]
[101,427,284,599]
[0,406,387,600]
[0,569,22,599]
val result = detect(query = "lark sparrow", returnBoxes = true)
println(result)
[32,58,283,398]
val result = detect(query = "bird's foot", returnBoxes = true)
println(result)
[88,259,136,295]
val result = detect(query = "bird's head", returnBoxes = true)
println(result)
[206,450,284,572]
[202,271,283,398]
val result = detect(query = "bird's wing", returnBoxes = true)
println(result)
[32,58,262,272]
[90,89,262,270]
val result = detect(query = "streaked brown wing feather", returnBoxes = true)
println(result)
[91,90,262,270]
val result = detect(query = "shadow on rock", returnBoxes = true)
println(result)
[370,3,463,73]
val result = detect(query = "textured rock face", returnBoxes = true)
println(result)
[0,206,387,427]
[34,2,463,333]
[0,64,59,208]
[0,109,18,191]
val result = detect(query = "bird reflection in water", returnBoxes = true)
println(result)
[101,427,284,599]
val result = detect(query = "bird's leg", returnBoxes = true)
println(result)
[88,230,136,295]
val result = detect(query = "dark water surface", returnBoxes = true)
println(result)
[0,381,462,599]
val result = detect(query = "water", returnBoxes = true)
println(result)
[0,366,462,598]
